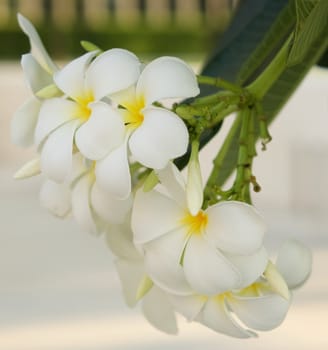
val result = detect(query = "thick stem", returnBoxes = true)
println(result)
[204,114,242,202]
[246,36,291,99]
[197,75,243,94]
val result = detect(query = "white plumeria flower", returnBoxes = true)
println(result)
[167,239,312,338]
[106,222,178,334]
[95,56,200,198]
[169,280,290,338]
[11,14,58,147]
[276,239,312,289]
[35,49,141,183]
[132,163,268,296]
[17,13,57,94]
[40,154,132,235]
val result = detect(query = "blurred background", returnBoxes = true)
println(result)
[0,0,237,60]
[0,1,327,349]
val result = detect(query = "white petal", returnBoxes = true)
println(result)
[86,49,141,100]
[168,294,206,321]
[91,183,132,224]
[132,189,185,244]
[75,102,125,160]
[54,52,96,100]
[129,107,189,169]
[114,258,144,307]
[39,180,71,217]
[186,149,203,216]
[40,120,81,183]
[70,153,88,182]
[14,158,40,179]
[183,235,241,295]
[142,286,178,335]
[229,293,290,331]
[71,174,98,235]
[95,140,131,199]
[136,56,199,105]
[156,162,186,207]
[35,98,79,146]
[206,201,266,255]
[11,97,41,147]
[17,13,57,74]
[200,297,255,338]
[226,247,269,289]
[264,261,290,300]
[106,222,142,260]
[144,228,193,295]
[21,54,53,94]
[276,239,312,290]
[109,84,137,107]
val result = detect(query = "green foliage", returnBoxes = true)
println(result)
[197,0,327,188]
[287,0,328,66]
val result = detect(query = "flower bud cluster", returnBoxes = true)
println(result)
[11,15,312,338]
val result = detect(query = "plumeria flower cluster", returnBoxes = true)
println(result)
[12,14,312,338]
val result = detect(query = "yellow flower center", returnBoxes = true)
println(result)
[181,210,208,236]
[123,96,145,129]
[75,92,94,121]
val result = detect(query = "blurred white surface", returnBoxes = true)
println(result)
[0,62,327,349]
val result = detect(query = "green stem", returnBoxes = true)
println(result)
[204,114,242,202]
[192,90,234,106]
[197,75,243,94]
[247,35,292,99]
[207,104,239,129]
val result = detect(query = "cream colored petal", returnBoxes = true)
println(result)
[228,292,290,331]
[14,158,41,180]
[142,286,178,335]
[276,239,312,290]
[21,54,53,94]
[40,119,81,183]
[71,174,98,235]
[156,162,186,207]
[129,107,189,169]
[17,13,57,74]
[54,52,96,100]
[91,183,132,224]
[143,228,193,296]
[35,98,79,147]
[168,294,206,321]
[136,56,199,105]
[226,247,269,289]
[95,140,131,199]
[39,180,71,218]
[200,297,255,338]
[86,48,141,100]
[106,221,142,261]
[114,258,144,307]
[75,102,125,160]
[206,201,266,255]
[11,97,41,147]
[132,189,185,245]
[183,235,241,296]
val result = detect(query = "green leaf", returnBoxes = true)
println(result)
[287,0,328,66]
[80,40,102,53]
[176,0,290,171]
[237,1,295,85]
[201,0,327,189]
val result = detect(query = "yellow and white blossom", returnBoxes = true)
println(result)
[132,163,268,296]
[167,239,311,338]
[11,14,58,147]
[106,222,178,334]
[95,56,200,198]
[40,154,132,235]
[34,49,141,183]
